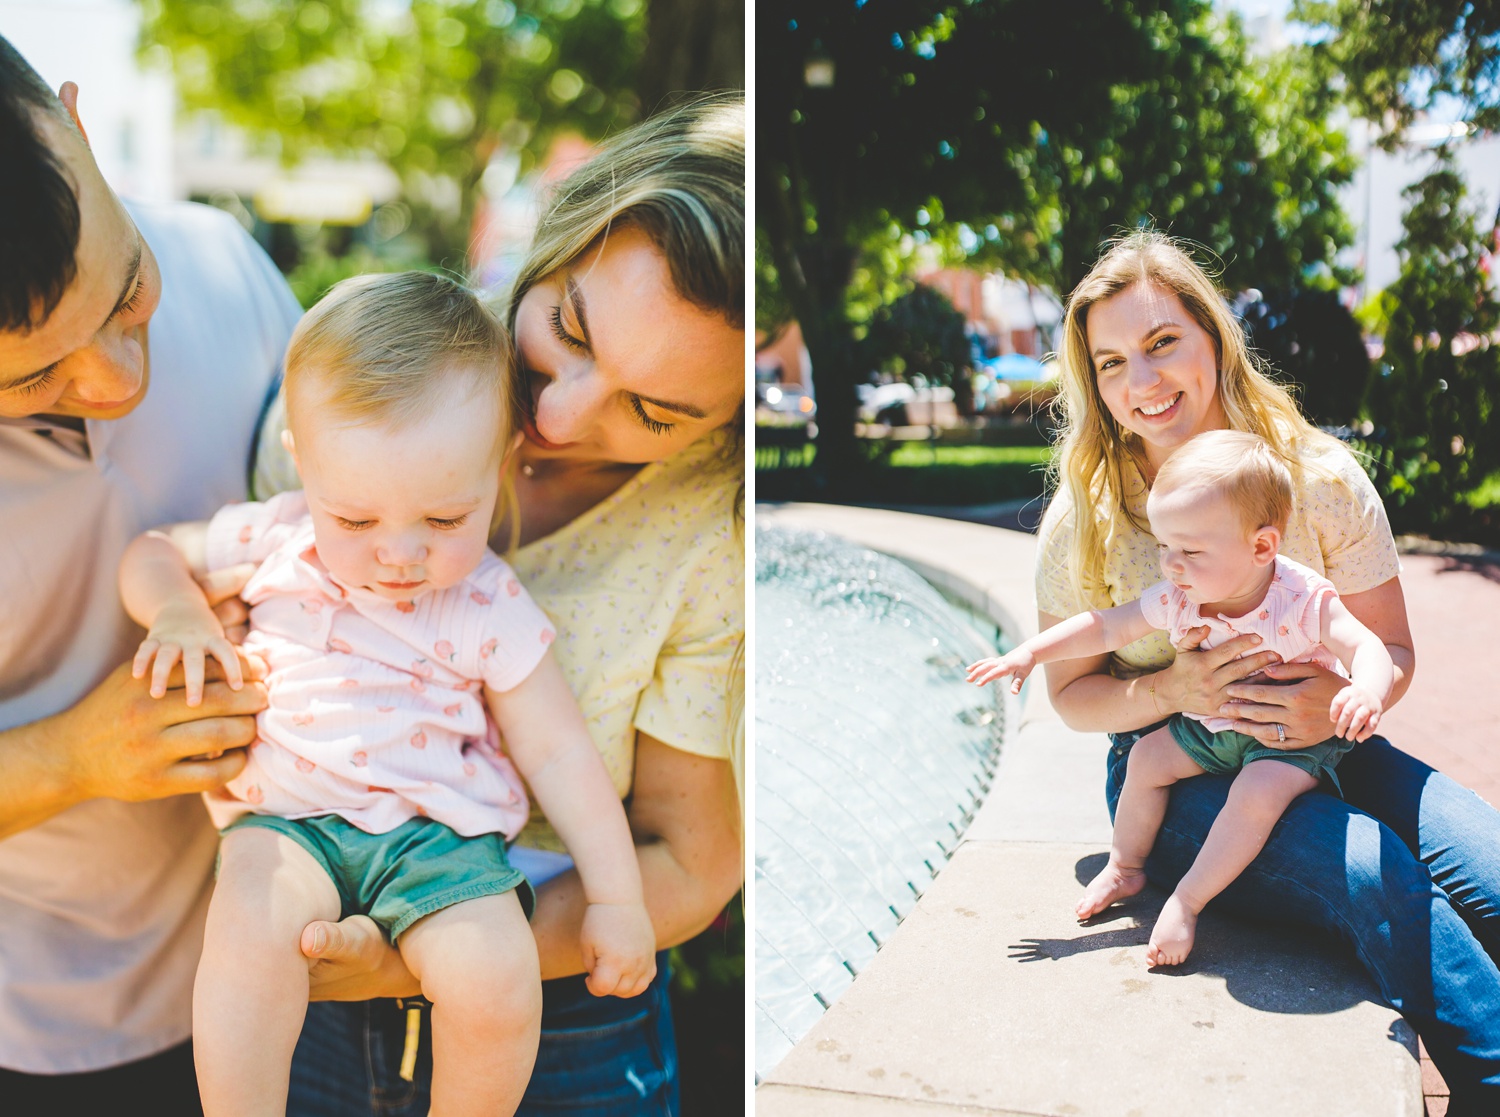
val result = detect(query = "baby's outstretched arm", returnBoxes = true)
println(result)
[120,523,242,706]
[1320,596,1396,741]
[486,656,656,998]
[967,599,1156,693]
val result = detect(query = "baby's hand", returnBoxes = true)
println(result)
[580,900,657,999]
[965,648,1037,694]
[1329,684,1383,742]
[132,600,243,706]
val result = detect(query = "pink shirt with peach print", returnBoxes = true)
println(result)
[1139,555,1343,733]
[201,490,554,837]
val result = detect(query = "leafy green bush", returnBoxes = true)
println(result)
[862,285,975,415]
[1240,288,1371,425]
[1362,162,1500,538]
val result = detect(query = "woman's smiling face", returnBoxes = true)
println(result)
[1087,281,1228,471]
[513,225,744,467]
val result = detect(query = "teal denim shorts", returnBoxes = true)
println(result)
[222,813,533,942]
[1168,714,1354,795]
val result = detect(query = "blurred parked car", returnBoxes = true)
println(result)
[856,381,957,426]
[756,381,817,428]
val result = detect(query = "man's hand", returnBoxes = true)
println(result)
[301,915,420,1001]
[53,654,267,803]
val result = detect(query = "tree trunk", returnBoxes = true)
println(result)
[638,0,745,111]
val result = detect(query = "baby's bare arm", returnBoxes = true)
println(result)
[970,598,1156,688]
[120,523,241,704]
[1320,595,1395,739]
[486,653,656,997]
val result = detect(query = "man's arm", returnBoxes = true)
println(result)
[0,657,265,842]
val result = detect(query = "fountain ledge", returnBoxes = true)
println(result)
[756,502,1421,1117]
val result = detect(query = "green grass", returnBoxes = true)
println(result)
[884,444,1053,468]
[756,439,1055,505]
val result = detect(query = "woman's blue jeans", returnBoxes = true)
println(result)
[1108,727,1500,1110]
[286,951,678,1116]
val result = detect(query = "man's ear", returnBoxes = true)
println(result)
[1251,525,1281,567]
[57,82,91,147]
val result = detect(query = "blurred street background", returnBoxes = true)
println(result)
[0,1,744,1109]
[756,0,1500,553]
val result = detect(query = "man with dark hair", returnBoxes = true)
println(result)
[0,36,302,1110]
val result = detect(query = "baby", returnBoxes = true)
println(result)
[119,272,655,1116]
[968,429,1394,966]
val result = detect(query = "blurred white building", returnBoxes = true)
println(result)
[1224,0,1500,301]
[1,0,175,201]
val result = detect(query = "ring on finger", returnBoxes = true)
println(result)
[1275,722,1286,743]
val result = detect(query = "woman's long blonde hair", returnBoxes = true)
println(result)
[1052,228,1347,606]
[502,95,747,823]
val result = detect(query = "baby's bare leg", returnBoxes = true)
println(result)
[398,891,541,1117]
[1078,726,1206,919]
[1148,759,1320,967]
[195,827,341,1117]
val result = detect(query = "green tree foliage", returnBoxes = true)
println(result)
[759,0,1355,491]
[863,284,973,414]
[1364,164,1500,534]
[138,0,734,265]
[1294,0,1500,141]
[995,22,1355,298]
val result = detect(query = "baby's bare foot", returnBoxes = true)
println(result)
[1075,860,1147,920]
[1146,893,1198,967]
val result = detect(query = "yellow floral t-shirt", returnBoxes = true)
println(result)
[1035,439,1400,677]
[255,401,744,854]
[509,433,744,851]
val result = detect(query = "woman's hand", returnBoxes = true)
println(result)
[1217,660,1348,748]
[1156,626,1283,719]
[301,915,420,1001]
[1214,576,1417,748]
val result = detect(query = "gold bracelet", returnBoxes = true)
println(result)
[1148,677,1164,718]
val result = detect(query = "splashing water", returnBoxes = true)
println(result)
[754,526,1005,1080]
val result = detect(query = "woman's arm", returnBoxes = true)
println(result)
[1217,576,1415,746]
[302,732,742,993]
[529,733,742,981]
[1041,609,1283,734]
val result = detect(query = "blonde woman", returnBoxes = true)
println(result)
[281,99,745,1115]
[1036,229,1500,1112]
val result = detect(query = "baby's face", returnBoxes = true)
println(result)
[1147,486,1270,610]
[291,380,503,602]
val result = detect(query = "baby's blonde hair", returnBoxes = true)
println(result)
[1151,430,1294,535]
[285,271,515,449]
